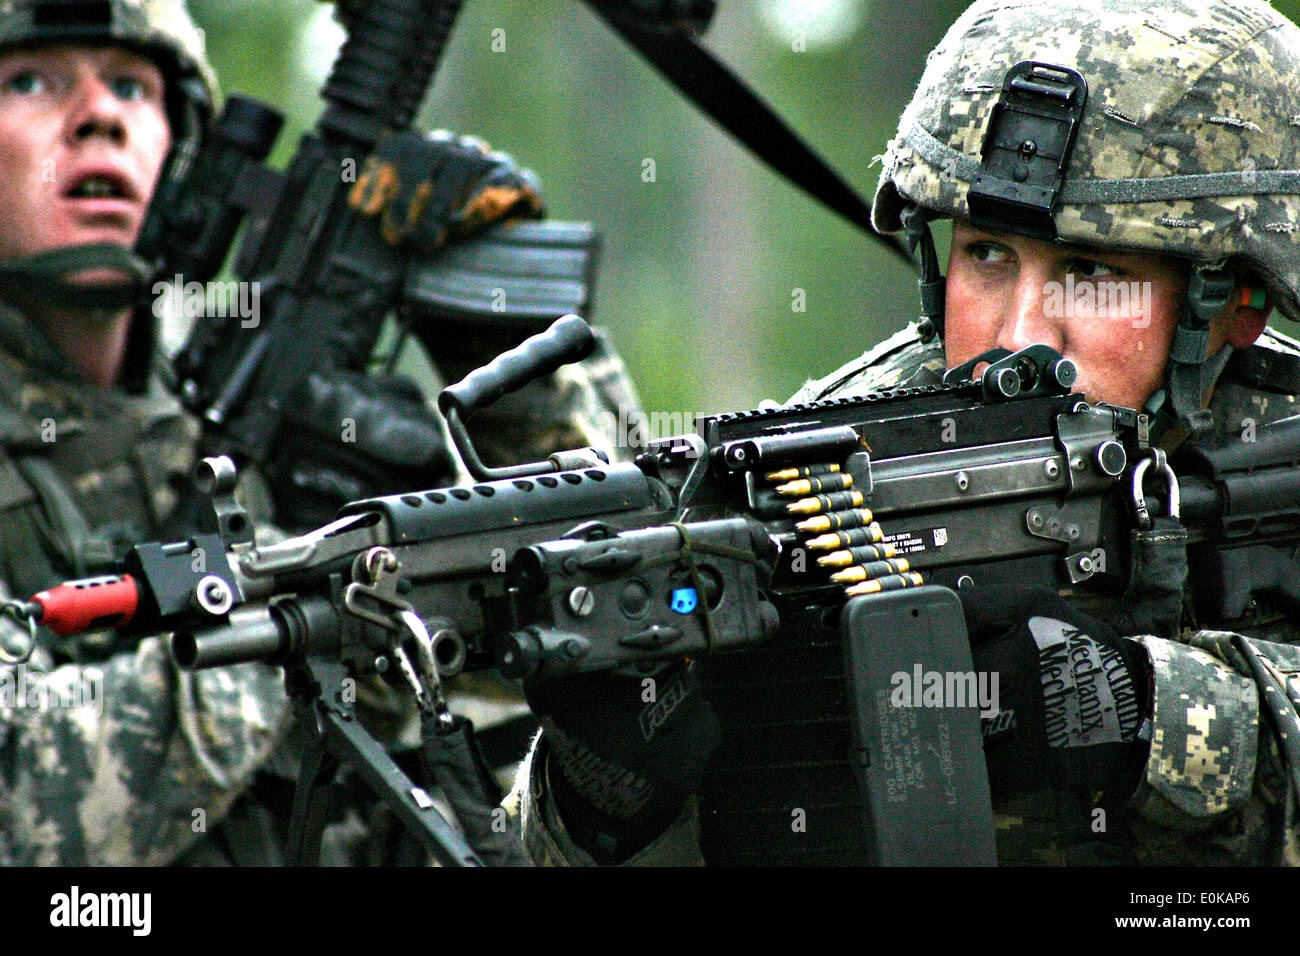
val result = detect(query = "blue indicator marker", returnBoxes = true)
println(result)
[670,588,699,614]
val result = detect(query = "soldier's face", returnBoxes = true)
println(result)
[944,220,1242,411]
[0,44,170,274]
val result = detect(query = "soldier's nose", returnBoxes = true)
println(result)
[994,276,1062,353]
[66,76,127,146]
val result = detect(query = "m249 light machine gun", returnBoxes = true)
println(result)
[28,317,1220,866]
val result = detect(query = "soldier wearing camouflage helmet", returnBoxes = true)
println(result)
[509,0,1300,866]
[0,0,295,866]
[789,0,1300,865]
[0,0,642,865]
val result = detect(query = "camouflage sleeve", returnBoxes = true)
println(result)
[1129,631,1300,864]
[785,322,947,404]
[0,581,293,866]
[505,732,704,866]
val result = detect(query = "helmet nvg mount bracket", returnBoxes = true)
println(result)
[965,61,1088,243]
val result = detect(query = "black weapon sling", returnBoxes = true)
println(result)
[585,5,915,270]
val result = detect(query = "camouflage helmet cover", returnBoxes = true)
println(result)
[872,0,1300,321]
[0,0,216,123]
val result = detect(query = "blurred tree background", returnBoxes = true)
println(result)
[188,0,1300,419]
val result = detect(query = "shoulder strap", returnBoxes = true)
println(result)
[11,456,115,576]
[585,4,914,269]
[0,452,59,599]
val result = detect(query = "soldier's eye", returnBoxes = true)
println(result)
[965,241,1013,264]
[3,71,45,95]
[110,76,145,101]
[1066,258,1123,279]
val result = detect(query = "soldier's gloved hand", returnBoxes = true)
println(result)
[266,369,459,531]
[523,662,720,864]
[957,586,1152,804]
[348,129,543,253]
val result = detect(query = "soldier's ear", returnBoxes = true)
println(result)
[1226,285,1270,348]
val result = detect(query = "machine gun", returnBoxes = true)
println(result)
[96,1,1300,866]
[34,318,1300,864]
[44,319,1150,675]
[29,315,1201,866]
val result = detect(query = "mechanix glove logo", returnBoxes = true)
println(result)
[1028,615,1142,748]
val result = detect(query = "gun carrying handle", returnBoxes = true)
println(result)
[439,315,597,482]
[438,314,596,420]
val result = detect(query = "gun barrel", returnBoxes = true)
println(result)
[172,606,285,669]
[172,596,339,670]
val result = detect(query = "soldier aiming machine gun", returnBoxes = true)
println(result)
[26,316,1300,865]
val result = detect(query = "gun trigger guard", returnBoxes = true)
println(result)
[1131,450,1180,531]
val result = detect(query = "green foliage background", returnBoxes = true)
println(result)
[189,0,1300,418]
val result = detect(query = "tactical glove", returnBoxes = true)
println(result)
[523,662,720,864]
[266,369,459,531]
[348,129,543,254]
[957,586,1152,805]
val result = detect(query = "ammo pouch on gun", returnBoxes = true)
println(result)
[697,586,997,866]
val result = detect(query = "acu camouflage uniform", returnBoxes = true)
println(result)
[0,0,290,865]
[0,300,292,866]
[856,0,1300,865]
[792,323,1300,866]
[511,0,1300,865]
[0,0,644,867]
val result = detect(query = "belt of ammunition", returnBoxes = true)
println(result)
[763,463,841,482]
[787,490,865,516]
[774,472,854,497]
[816,542,898,568]
[828,557,910,585]
[843,571,924,597]
[796,509,876,534]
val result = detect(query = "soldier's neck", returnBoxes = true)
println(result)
[32,306,132,388]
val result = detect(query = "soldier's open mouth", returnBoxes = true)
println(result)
[67,175,129,199]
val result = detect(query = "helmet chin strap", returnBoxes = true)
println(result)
[900,203,946,340]
[1154,264,1236,436]
[0,243,151,315]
